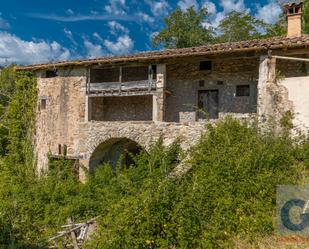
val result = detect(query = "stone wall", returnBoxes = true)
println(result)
[165,58,259,122]
[35,58,261,172]
[281,76,309,131]
[34,54,309,172]
[90,95,153,121]
[277,58,309,78]
[257,55,309,130]
[78,121,207,160]
[35,67,87,171]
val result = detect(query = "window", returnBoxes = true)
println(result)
[45,70,58,78]
[288,7,301,15]
[151,65,157,79]
[217,81,224,85]
[199,61,212,71]
[199,80,205,87]
[63,145,67,156]
[236,85,250,97]
[122,66,148,82]
[40,99,47,110]
[90,68,119,83]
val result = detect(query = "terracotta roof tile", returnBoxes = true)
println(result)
[16,35,309,71]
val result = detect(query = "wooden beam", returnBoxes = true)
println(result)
[90,80,156,92]
[68,218,80,249]
[148,65,152,92]
[118,66,122,93]
[50,155,83,160]
[271,55,309,62]
[87,90,156,97]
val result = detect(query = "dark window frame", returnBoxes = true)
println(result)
[45,70,58,78]
[199,61,212,71]
[40,98,47,110]
[236,85,250,97]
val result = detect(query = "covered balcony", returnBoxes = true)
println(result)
[85,64,166,122]
[86,65,157,97]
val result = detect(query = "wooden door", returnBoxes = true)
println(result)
[198,90,219,119]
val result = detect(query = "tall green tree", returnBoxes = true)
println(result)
[266,13,287,37]
[303,0,309,34]
[152,7,214,49]
[216,11,268,43]
[0,66,16,156]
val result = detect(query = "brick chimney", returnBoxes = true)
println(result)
[284,1,304,37]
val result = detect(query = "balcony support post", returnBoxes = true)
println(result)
[153,64,166,122]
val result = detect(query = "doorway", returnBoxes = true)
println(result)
[198,90,219,119]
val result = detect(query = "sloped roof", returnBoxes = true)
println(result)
[16,35,309,71]
[283,0,303,6]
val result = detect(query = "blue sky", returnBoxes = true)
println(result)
[0,0,284,65]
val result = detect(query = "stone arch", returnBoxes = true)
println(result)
[89,137,143,172]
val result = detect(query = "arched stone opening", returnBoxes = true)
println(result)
[89,138,143,172]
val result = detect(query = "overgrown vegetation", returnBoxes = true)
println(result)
[85,118,308,248]
[1,62,309,248]
[0,68,308,248]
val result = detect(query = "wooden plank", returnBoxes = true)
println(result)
[48,217,98,242]
[50,154,83,160]
[89,80,155,92]
[86,67,90,94]
[272,55,309,62]
[87,90,155,97]
[119,66,122,93]
[148,65,152,92]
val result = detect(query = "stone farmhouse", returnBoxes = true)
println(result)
[17,1,309,176]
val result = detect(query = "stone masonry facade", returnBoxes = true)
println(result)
[34,51,309,174]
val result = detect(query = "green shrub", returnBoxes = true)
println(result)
[86,118,306,249]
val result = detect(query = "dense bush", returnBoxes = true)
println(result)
[86,118,306,249]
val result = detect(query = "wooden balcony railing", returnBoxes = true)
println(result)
[86,65,157,97]
[88,79,156,96]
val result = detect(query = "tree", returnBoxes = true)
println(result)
[216,11,269,43]
[152,7,214,49]
[303,0,309,34]
[266,13,287,37]
[0,66,16,156]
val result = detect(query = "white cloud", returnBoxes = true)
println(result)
[28,13,133,22]
[137,12,155,23]
[202,0,217,14]
[93,32,104,42]
[105,0,127,15]
[84,39,104,58]
[202,11,225,29]
[178,0,199,11]
[66,9,74,15]
[104,35,134,55]
[107,21,129,35]
[150,31,159,39]
[212,11,226,27]
[219,0,247,13]
[146,0,170,16]
[256,1,282,24]
[0,32,70,65]
[201,0,251,29]
[0,16,10,29]
[63,28,77,46]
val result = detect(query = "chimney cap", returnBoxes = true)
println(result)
[283,0,304,8]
